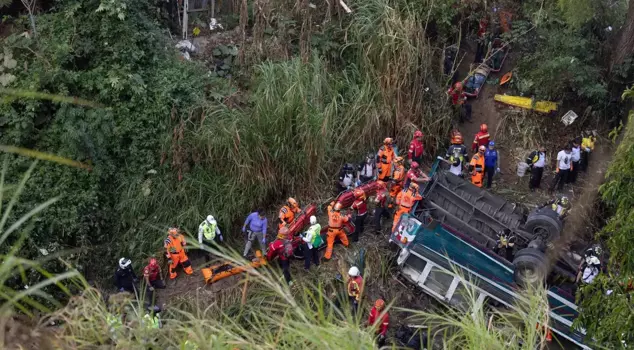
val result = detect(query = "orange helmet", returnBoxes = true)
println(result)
[168,228,179,236]
[480,123,488,133]
[278,226,290,239]
[414,130,423,138]
[383,137,393,145]
[287,197,299,208]
[479,145,486,152]
[394,156,404,164]
[149,258,158,266]
[334,202,343,211]
[451,131,463,145]
[375,298,385,310]
[353,189,366,200]
[453,82,463,91]
[410,161,419,169]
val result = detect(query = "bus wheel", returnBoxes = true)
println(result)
[513,248,547,288]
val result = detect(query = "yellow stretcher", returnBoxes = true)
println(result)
[494,94,558,114]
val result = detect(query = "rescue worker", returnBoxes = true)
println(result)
[446,130,469,162]
[471,124,490,152]
[581,131,596,172]
[543,195,571,219]
[267,227,293,285]
[115,257,138,294]
[347,266,363,315]
[367,298,389,347]
[568,138,581,184]
[408,130,424,165]
[526,145,547,191]
[300,216,322,270]
[142,258,166,306]
[324,201,351,260]
[278,197,301,230]
[351,189,368,242]
[393,183,423,231]
[389,156,407,202]
[377,138,396,181]
[576,248,601,285]
[197,215,223,262]
[242,209,268,257]
[164,228,193,279]
[550,144,572,192]
[447,146,465,177]
[447,82,472,123]
[357,153,377,184]
[373,181,391,234]
[337,163,356,194]
[405,162,430,189]
[484,141,500,188]
[474,16,489,63]
[492,229,515,261]
[469,146,486,188]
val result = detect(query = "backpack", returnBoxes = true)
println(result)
[282,239,294,258]
[311,232,323,248]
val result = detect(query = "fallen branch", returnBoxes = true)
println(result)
[338,0,351,13]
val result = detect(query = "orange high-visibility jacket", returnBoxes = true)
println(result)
[347,276,364,301]
[470,153,485,174]
[327,205,349,229]
[164,233,186,255]
[278,205,296,225]
[392,165,406,183]
[396,190,422,209]
[377,146,395,165]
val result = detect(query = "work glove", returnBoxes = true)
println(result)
[261,238,266,247]
[496,167,500,174]
[119,287,125,293]
[219,234,224,242]
[242,226,246,233]
[149,286,155,292]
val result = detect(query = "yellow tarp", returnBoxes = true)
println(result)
[494,94,558,114]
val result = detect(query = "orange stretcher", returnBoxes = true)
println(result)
[201,250,267,284]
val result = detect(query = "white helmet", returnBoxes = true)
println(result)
[585,256,600,266]
[310,215,317,225]
[348,266,360,277]
[207,215,216,224]
[119,258,131,269]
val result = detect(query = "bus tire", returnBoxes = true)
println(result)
[513,248,547,288]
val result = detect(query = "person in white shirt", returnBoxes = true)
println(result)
[550,143,572,192]
[568,137,581,184]
[357,153,377,184]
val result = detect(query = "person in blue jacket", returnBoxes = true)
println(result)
[484,141,500,188]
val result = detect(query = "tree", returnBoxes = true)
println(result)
[611,0,634,71]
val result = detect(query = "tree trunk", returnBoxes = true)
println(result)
[611,0,634,71]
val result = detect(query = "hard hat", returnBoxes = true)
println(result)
[348,266,360,277]
[310,215,317,225]
[149,258,158,266]
[410,161,419,169]
[287,197,298,207]
[452,134,463,145]
[119,258,132,269]
[454,82,463,90]
[168,228,179,236]
[479,145,486,152]
[560,196,569,205]
[480,124,488,133]
[585,256,600,266]
[489,141,495,147]
[206,215,216,224]
[366,152,375,160]
[383,137,393,145]
[375,298,385,310]
[353,189,365,199]
[394,156,404,164]
[278,226,289,239]
[414,130,423,138]
[334,202,343,211]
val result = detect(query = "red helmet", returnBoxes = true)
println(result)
[480,123,488,133]
[411,162,419,169]
[353,189,366,200]
[452,134,463,145]
[149,258,158,266]
[414,130,423,138]
[375,299,385,310]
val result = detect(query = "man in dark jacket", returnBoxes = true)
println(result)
[114,257,139,294]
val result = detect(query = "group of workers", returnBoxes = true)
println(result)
[443,125,500,189]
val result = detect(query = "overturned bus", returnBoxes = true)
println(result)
[391,161,590,349]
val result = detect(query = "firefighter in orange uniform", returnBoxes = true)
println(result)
[278,197,301,230]
[469,145,486,187]
[164,228,193,279]
[392,183,423,231]
[324,202,351,260]
[389,156,406,202]
[377,138,395,181]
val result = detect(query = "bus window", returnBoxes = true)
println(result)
[448,282,470,310]
[401,255,428,281]
[423,266,454,297]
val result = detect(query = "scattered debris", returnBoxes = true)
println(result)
[209,18,223,31]
[561,110,579,126]
[176,40,197,60]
